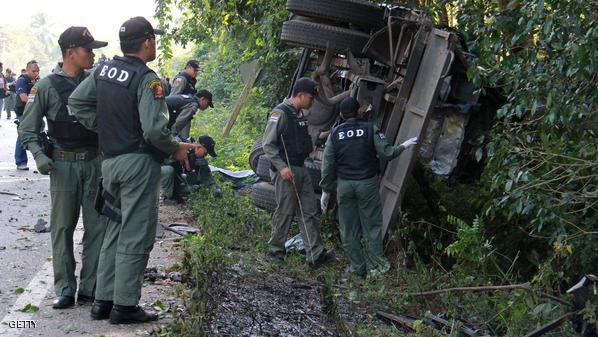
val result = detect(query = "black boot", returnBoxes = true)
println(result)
[90,300,113,320]
[52,296,75,309]
[109,305,158,324]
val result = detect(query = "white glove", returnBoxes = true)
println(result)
[320,192,330,212]
[400,137,418,149]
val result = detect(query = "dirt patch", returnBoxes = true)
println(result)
[204,267,373,336]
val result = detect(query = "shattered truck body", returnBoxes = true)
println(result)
[250,0,499,236]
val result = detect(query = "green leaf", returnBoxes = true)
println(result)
[14,288,24,294]
[18,304,39,313]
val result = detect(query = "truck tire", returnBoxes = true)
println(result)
[286,0,384,29]
[256,155,272,182]
[251,182,277,212]
[281,20,371,55]
[304,160,322,192]
[249,138,264,171]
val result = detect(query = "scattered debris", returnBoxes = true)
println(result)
[34,218,49,233]
[0,191,19,196]
[11,196,23,201]
[161,223,198,236]
[285,233,305,254]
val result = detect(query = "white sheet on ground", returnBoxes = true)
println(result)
[209,165,256,179]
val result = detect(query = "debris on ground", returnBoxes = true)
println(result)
[34,218,49,233]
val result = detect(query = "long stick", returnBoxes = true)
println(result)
[407,283,571,306]
[280,137,314,263]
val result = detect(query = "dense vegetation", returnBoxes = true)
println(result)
[155,0,596,335]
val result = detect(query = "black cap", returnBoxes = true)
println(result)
[185,60,200,70]
[340,97,360,118]
[119,16,165,41]
[198,135,217,157]
[58,27,107,49]
[196,89,214,108]
[292,77,318,96]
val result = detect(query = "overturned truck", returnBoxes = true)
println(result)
[249,0,499,236]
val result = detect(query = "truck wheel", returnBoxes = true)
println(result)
[256,155,272,182]
[281,20,371,55]
[304,160,322,192]
[286,0,384,29]
[251,182,277,212]
[249,138,264,171]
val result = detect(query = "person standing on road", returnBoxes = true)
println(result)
[319,97,417,278]
[68,16,196,324]
[14,60,40,171]
[262,77,335,267]
[18,26,109,309]
[169,60,200,137]
[4,68,17,119]
[0,62,7,114]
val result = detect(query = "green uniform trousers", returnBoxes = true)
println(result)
[50,155,105,297]
[95,153,160,306]
[337,176,385,276]
[160,165,175,199]
[270,165,324,263]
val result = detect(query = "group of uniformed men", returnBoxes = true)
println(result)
[14,13,418,326]
[17,17,216,324]
[263,78,417,278]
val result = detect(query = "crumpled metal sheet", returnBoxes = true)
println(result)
[428,111,470,176]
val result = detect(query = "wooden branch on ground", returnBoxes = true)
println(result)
[406,283,571,306]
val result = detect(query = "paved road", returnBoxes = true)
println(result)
[0,117,182,336]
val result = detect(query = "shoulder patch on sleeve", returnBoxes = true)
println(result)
[174,77,182,86]
[27,87,38,102]
[378,132,386,139]
[148,79,164,100]
[269,111,281,122]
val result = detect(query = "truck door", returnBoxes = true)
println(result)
[380,28,454,237]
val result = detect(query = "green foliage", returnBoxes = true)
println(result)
[456,0,597,283]
[445,215,494,279]
[156,0,300,170]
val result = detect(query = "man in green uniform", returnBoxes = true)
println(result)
[68,16,196,324]
[165,89,213,137]
[319,97,417,278]
[18,27,108,309]
[169,60,200,137]
[262,77,335,267]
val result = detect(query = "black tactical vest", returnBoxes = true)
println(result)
[274,103,313,167]
[46,74,98,149]
[95,56,164,160]
[174,72,196,95]
[14,74,33,115]
[165,94,196,128]
[331,119,378,180]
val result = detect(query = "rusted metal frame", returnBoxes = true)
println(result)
[312,45,350,106]
[380,27,452,237]
[379,21,432,171]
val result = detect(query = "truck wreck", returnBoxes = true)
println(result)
[249,0,501,236]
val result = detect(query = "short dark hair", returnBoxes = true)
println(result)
[120,36,148,54]
[26,60,38,69]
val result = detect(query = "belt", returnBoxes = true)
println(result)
[52,149,98,162]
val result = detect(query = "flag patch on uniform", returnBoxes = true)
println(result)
[270,111,281,122]
[378,132,386,139]
[27,87,37,103]
[148,79,164,100]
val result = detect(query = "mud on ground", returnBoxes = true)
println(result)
[203,265,376,336]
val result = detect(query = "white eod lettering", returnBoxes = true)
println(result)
[337,128,365,140]
[99,65,130,82]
